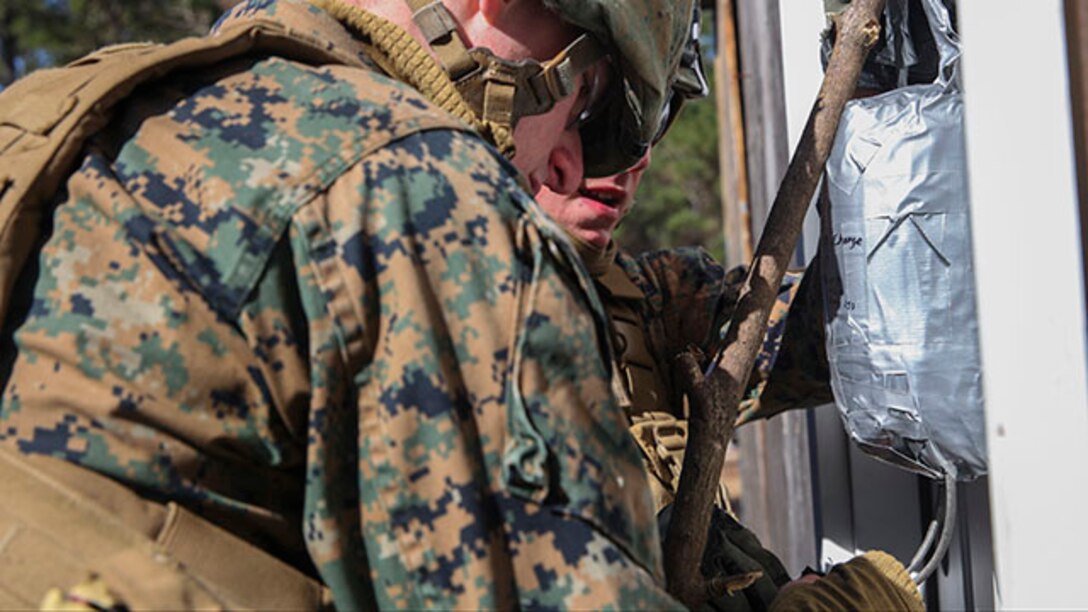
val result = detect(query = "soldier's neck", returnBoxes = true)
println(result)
[567,235,617,279]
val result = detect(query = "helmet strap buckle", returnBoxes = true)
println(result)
[403,1,607,138]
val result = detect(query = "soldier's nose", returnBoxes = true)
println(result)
[544,129,584,196]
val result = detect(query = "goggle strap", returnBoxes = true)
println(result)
[533,35,604,103]
[406,0,478,80]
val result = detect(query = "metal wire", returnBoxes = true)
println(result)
[907,517,940,574]
[911,470,958,585]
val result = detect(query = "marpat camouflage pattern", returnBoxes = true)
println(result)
[0,0,679,608]
[611,247,804,414]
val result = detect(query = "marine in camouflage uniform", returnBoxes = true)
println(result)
[0,0,699,608]
[526,6,923,609]
[593,245,804,511]
[546,176,919,612]
[529,19,812,603]
[575,240,801,611]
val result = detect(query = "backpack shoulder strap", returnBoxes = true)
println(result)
[0,18,363,325]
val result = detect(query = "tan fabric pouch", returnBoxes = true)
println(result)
[0,449,327,610]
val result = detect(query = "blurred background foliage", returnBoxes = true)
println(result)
[614,41,725,260]
[0,0,727,258]
[0,0,231,86]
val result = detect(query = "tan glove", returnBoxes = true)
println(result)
[770,551,924,611]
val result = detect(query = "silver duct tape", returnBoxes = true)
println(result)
[822,82,986,481]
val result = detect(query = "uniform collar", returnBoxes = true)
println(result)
[573,239,646,301]
[211,0,374,68]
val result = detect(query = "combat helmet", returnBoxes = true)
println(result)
[652,4,711,145]
[403,0,696,176]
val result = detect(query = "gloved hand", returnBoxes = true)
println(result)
[658,504,791,612]
[770,551,924,612]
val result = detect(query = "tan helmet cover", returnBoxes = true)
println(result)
[651,4,711,146]
[543,0,696,176]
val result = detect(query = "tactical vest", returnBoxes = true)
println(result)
[596,256,731,513]
[0,15,373,327]
[0,15,385,610]
[0,448,329,609]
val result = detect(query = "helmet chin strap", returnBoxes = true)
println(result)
[404,0,606,140]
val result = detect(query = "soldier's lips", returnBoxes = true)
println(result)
[567,186,628,248]
[577,185,629,215]
[580,185,620,205]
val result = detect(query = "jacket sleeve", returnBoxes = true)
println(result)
[623,248,815,419]
[289,129,681,610]
[737,256,834,425]
[622,246,742,360]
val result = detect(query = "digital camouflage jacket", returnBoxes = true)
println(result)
[0,0,677,608]
[596,246,918,612]
[595,246,796,610]
[606,246,808,427]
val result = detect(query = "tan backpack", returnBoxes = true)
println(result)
[0,18,361,325]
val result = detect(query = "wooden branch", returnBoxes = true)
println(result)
[663,1,886,607]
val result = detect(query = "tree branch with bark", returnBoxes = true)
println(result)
[663,0,887,607]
